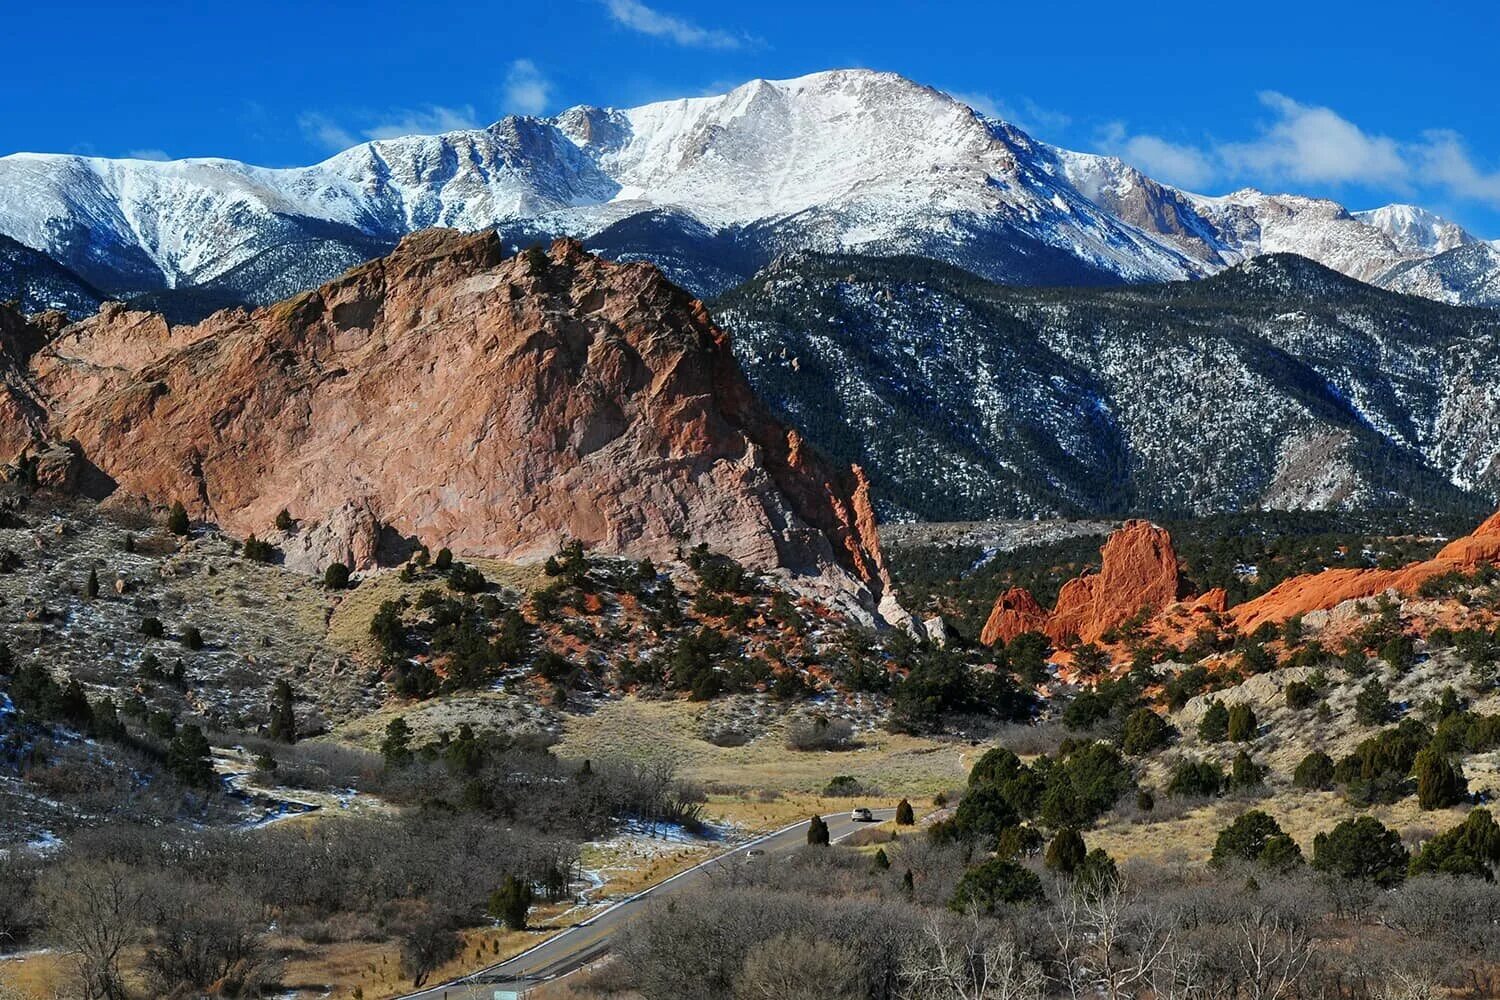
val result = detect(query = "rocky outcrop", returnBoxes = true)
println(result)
[982,520,1187,646]
[979,586,1048,645]
[1231,508,1500,631]
[1046,520,1184,644]
[0,232,905,623]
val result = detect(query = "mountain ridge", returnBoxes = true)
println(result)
[0,69,1482,316]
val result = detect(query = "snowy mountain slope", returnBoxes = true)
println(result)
[712,252,1500,521]
[1376,241,1500,307]
[1354,204,1476,257]
[0,69,1480,314]
[0,233,103,316]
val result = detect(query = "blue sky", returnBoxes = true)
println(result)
[8,0,1500,235]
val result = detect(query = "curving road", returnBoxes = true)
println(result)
[397,808,896,1000]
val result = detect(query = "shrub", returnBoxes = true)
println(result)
[1121,707,1174,755]
[488,875,534,930]
[1227,703,1257,742]
[1229,750,1266,790]
[1285,680,1318,710]
[1409,808,1500,879]
[446,564,487,594]
[242,535,275,563]
[1167,758,1224,799]
[1212,810,1302,869]
[895,798,915,826]
[140,616,165,639]
[1198,700,1229,742]
[1044,828,1086,873]
[1311,816,1408,886]
[1355,678,1393,726]
[274,508,295,532]
[786,714,855,752]
[85,568,99,599]
[1414,748,1467,810]
[806,815,830,846]
[181,625,204,650]
[948,857,1044,913]
[950,784,1020,841]
[1037,742,1134,828]
[994,825,1044,859]
[1293,751,1335,790]
[821,775,864,798]
[167,500,190,536]
[323,562,351,590]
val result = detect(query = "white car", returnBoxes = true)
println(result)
[850,807,874,822]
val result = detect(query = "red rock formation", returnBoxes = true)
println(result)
[1046,520,1184,644]
[1231,508,1500,631]
[980,519,1186,647]
[979,586,1047,645]
[1,233,905,623]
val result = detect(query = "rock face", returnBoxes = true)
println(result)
[979,587,1047,646]
[1231,508,1500,631]
[1,232,904,624]
[981,520,1185,646]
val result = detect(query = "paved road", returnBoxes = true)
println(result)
[397,808,897,1000]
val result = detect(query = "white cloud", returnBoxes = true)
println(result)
[1097,123,1215,190]
[125,148,172,162]
[298,113,358,152]
[503,59,552,116]
[602,0,742,49]
[951,92,1072,136]
[1221,92,1408,187]
[364,105,480,140]
[1416,129,1500,206]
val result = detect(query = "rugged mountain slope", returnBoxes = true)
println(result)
[1377,241,1500,307]
[712,252,1500,521]
[0,70,1480,315]
[0,233,903,623]
[0,233,103,316]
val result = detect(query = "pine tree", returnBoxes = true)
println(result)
[895,798,915,825]
[167,500,190,536]
[1199,700,1229,742]
[1227,704,1257,742]
[85,568,99,600]
[807,814,830,846]
[1045,828,1086,874]
[168,724,216,789]
[1415,748,1466,810]
[268,679,297,744]
[873,848,890,870]
[488,874,534,930]
[382,716,413,768]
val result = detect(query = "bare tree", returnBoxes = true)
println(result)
[898,911,1045,1000]
[1049,881,1172,1000]
[1233,909,1311,1000]
[736,932,863,999]
[35,861,146,1000]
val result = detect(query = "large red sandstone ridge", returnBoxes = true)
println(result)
[1230,509,1500,631]
[0,231,905,624]
[982,510,1500,648]
[980,519,1189,646]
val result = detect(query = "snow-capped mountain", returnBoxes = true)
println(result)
[1377,241,1500,307]
[1354,204,1477,257]
[0,69,1482,313]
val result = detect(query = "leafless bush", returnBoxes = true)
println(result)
[36,859,147,1000]
[786,713,857,751]
[140,879,276,998]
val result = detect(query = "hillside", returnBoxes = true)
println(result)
[713,252,1500,521]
